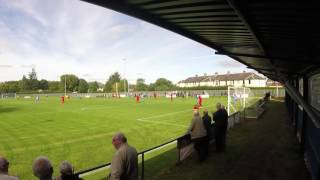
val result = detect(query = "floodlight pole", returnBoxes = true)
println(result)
[276,84,279,97]
[116,82,119,97]
[123,58,126,94]
[227,86,230,115]
[243,87,246,109]
[65,75,67,97]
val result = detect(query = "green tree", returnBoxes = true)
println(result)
[104,72,121,92]
[20,75,29,91]
[28,68,39,90]
[136,78,148,91]
[39,79,49,90]
[117,79,128,92]
[48,81,60,92]
[60,74,79,92]
[154,78,174,91]
[7,81,20,92]
[88,81,99,92]
[0,81,20,93]
[148,83,156,91]
[0,83,9,93]
[78,79,89,93]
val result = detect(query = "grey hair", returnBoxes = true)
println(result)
[32,156,53,179]
[0,156,9,173]
[193,110,200,117]
[203,109,208,115]
[216,103,222,109]
[60,161,73,175]
[113,132,127,143]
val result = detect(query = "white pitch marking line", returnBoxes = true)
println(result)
[137,109,193,121]
[81,106,115,111]
[136,106,212,128]
[136,109,192,128]
[137,118,188,128]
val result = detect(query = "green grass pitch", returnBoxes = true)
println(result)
[0,96,228,179]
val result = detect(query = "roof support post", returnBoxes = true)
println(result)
[284,79,320,128]
[300,75,309,155]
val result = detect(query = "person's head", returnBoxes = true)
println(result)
[193,110,200,117]
[59,161,74,176]
[203,109,208,116]
[32,156,53,179]
[0,156,9,174]
[112,132,127,150]
[216,103,222,110]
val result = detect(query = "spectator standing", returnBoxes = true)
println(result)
[109,133,138,180]
[32,156,54,180]
[0,156,19,180]
[212,103,228,152]
[56,161,82,180]
[202,109,212,156]
[187,111,207,161]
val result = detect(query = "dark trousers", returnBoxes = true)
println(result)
[193,137,207,161]
[215,127,227,152]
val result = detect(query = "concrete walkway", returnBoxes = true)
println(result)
[151,100,309,180]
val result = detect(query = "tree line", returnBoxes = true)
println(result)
[0,69,176,93]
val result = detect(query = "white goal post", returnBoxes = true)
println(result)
[0,93,17,99]
[227,86,255,115]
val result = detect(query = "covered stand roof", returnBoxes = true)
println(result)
[81,0,320,81]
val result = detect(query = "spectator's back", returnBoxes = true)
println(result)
[0,156,19,180]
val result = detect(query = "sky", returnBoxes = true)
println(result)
[0,0,249,84]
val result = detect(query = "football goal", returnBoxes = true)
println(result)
[227,86,256,115]
[0,93,17,99]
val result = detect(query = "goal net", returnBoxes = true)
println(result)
[227,86,256,115]
[0,93,17,99]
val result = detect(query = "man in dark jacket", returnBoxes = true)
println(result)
[212,103,228,152]
[202,109,212,157]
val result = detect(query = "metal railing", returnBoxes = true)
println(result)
[75,111,244,179]
[74,137,181,179]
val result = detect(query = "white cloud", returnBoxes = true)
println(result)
[0,0,250,84]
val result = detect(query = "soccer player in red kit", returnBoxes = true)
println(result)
[61,96,65,104]
[136,94,140,103]
[198,95,203,107]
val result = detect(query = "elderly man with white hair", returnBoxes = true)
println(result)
[32,156,53,180]
[108,132,138,180]
[186,110,207,161]
[0,156,19,180]
[56,161,82,180]
[212,102,228,153]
